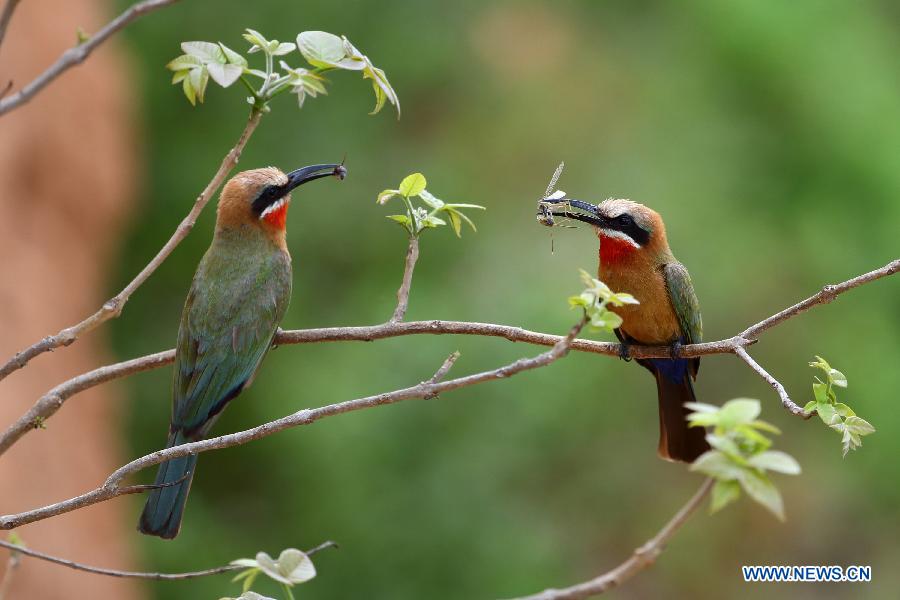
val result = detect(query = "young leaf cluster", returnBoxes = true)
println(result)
[167,29,399,115]
[568,269,638,332]
[224,548,316,600]
[805,356,874,456]
[687,399,801,520]
[377,173,485,238]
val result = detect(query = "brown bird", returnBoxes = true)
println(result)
[549,198,708,462]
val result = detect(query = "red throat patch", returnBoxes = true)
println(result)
[598,233,637,265]
[262,203,289,229]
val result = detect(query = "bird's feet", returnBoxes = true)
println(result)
[669,340,683,360]
[618,342,632,362]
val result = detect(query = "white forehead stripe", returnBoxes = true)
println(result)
[599,227,641,248]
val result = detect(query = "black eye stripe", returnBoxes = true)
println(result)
[608,213,649,246]
[251,184,286,215]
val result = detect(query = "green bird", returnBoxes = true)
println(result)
[139,163,346,539]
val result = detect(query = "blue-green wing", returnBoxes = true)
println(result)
[172,252,291,438]
[663,261,702,378]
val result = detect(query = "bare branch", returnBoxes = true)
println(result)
[0,350,173,455]
[0,0,181,116]
[428,351,460,384]
[0,319,585,530]
[0,110,263,384]
[734,347,810,418]
[507,479,714,600]
[0,0,22,55]
[390,236,420,322]
[4,256,898,454]
[0,538,336,581]
[741,257,900,340]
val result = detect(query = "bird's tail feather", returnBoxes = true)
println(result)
[648,359,709,463]
[137,430,197,539]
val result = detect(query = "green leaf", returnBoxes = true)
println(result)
[739,469,785,520]
[710,479,741,513]
[418,189,444,209]
[243,29,271,54]
[272,42,296,56]
[219,42,248,67]
[687,412,719,427]
[449,208,479,233]
[718,398,761,429]
[399,173,427,197]
[421,215,446,228]
[689,450,745,480]
[816,401,837,425]
[829,368,848,388]
[684,402,720,413]
[833,402,855,418]
[182,41,223,62]
[447,210,462,237]
[812,382,828,404]
[802,400,817,412]
[387,215,411,226]
[296,31,347,68]
[254,548,316,585]
[166,54,202,71]
[747,451,801,475]
[844,415,875,436]
[705,433,742,458]
[377,189,400,205]
[206,62,243,87]
[748,419,781,434]
[588,309,622,331]
[182,73,197,105]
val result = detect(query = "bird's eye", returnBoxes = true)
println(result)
[616,214,634,227]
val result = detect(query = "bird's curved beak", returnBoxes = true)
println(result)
[539,198,608,227]
[284,163,347,194]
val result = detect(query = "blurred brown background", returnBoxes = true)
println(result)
[0,0,140,598]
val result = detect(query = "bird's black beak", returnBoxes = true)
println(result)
[284,163,347,193]
[538,197,607,227]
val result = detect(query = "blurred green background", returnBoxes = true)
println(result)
[110,1,900,598]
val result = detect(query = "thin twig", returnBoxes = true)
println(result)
[0,109,263,384]
[734,347,810,418]
[507,478,714,600]
[390,236,420,322]
[0,0,181,116]
[0,539,21,600]
[0,0,22,56]
[4,256,897,454]
[741,258,900,340]
[0,319,585,530]
[0,539,336,581]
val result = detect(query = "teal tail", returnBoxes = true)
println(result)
[138,431,197,539]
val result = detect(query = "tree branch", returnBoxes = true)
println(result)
[3,256,897,455]
[734,346,809,418]
[0,319,585,530]
[0,109,263,384]
[0,0,181,116]
[390,236,420,322]
[0,0,22,56]
[0,538,336,581]
[507,478,714,600]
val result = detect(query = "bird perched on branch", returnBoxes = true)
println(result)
[542,197,708,463]
[139,163,346,538]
